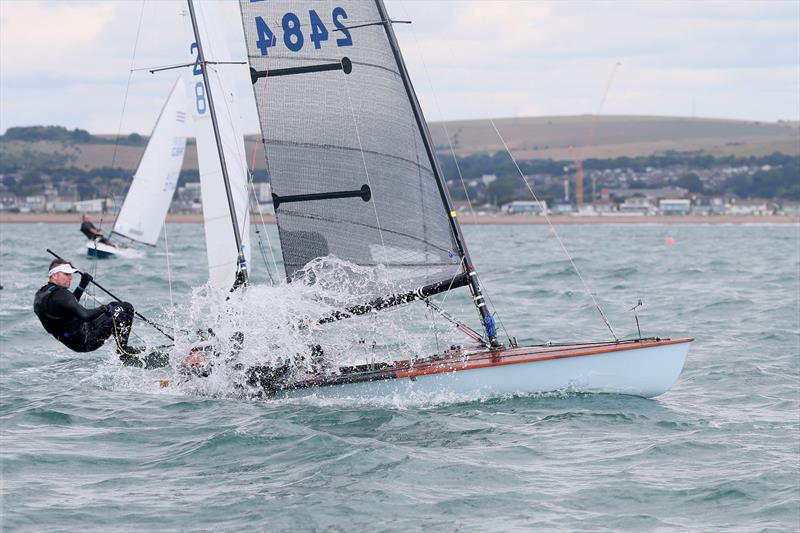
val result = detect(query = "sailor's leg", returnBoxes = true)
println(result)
[108,302,139,355]
[68,315,114,352]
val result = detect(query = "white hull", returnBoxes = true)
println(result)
[280,339,691,400]
[84,241,144,259]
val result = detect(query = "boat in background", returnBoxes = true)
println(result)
[169,0,692,399]
[85,240,145,260]
[86,77,189,259]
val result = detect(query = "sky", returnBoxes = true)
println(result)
[0,0,798,135]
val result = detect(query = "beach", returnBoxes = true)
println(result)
[1,212,797,225]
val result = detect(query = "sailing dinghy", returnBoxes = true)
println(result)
[173,0,692,399]
[86,77,189,259]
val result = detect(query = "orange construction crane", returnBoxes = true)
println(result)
[566,62,622,209]
[568,144,584,208]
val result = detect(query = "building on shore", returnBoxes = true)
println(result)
[659,199,691,216]
[726,199,770,216]
[603,187,689,201]
[502,200,548,215]
[619,197,653,215]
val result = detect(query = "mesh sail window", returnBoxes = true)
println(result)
[239,0,463,294]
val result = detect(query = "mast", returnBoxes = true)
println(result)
[186,0,248,288]
[374,0,499,346]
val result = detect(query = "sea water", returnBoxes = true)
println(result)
[1,222,798,531]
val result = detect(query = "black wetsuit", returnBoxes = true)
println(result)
[33,281,134,353]
[80,221,111,244]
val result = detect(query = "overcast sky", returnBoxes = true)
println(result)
[1,0,798,135]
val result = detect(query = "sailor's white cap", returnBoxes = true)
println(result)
[49,263,79,277]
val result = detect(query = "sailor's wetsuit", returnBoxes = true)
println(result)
[80,221,111,244]
[33,281,134,353]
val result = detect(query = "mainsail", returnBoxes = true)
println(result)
[185,0,252,292]
[238,0,464,295]
[112,77,188,246]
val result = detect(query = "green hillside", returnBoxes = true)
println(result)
[428,115,800,160]
[2,116,797,173]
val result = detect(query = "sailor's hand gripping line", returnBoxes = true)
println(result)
[46,249,175,342]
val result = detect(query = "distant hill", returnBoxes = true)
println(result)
[1,116,797,172]
[428,115,800,160]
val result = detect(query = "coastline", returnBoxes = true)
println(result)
[1,212,797,225]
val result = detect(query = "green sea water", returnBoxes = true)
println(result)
[1,222,798,531]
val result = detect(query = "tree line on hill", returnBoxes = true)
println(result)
[439,151,799,204]
[0,126,145,146]
[0,126,797,202]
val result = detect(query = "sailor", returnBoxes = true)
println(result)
[33,259,140,356]
[80,213,113,245]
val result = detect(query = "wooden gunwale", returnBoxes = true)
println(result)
[292,337,694,390]
[396,337,694,378]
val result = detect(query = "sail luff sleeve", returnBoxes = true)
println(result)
[186,0,252,292]
[238,1,463,297]
[187,0,247,287]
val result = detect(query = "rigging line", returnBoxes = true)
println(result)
[586,62,621,151]
[433,258,490,345]
[206,63,280,282]
[162,222,175,323]
[110,0,147,176]
[333,0,386,259]
[206,57,281,283]
[428,304,440,355]
[341,61,388,260]
[143,60,246,74]
[247,142,280,282]
[490,120,619,341]
[249,180,277,285]
[244,0,282,282]
[429,257,491,344]
[433,257,464,308]
[332,19,411,32]
[397,4,511,342]
[425,298,484,344]
[571,62,622,202]
[97,0,145,240]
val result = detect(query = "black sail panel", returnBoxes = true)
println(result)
[238,1,463,293]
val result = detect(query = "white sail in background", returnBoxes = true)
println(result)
[185,0,252,292]
[112,77,188,246]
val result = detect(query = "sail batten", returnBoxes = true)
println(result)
[239,0,463,295]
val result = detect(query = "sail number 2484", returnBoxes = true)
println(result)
[253,7,353,56]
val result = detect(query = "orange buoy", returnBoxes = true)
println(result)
[665,236,675,245]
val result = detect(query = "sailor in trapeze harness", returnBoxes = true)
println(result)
[80,213,115,246]
[33,259,141,359]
